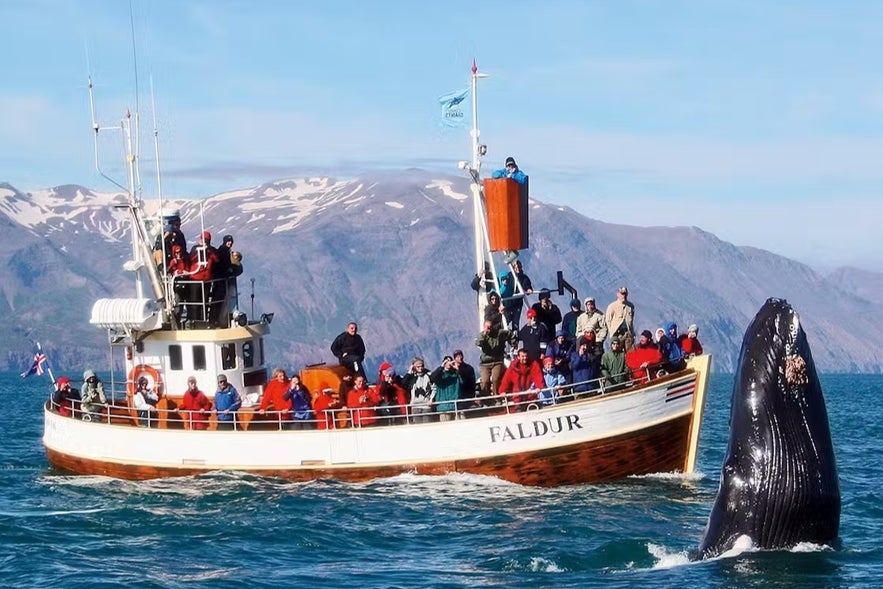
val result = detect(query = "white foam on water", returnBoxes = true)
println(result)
[527,556,565,573]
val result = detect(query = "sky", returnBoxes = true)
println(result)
[2,1,882,271]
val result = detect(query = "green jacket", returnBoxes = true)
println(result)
[476,329,514,364]
[600,349,628,385]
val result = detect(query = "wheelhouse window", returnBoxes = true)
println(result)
[193,345,207,371]
[221,343,237,370]
[259,338,265,366]
[243,341,254,369]
[169,345,183,370]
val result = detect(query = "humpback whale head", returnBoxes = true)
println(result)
[697,298,840,558]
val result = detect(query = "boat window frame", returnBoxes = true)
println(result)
[221,342,237,371]
[193,345,207,371]
[169,345,183,371]
[243,340,255,369]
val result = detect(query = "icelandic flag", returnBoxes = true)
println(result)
[438,87,469,128]
[20,342,47,378]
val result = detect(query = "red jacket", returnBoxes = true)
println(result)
[260,379,291,415]
[188,246,220,281]
[679,335,704,356]
[179,389,212,430]
[499,359,544,404]
[347,385,381,427]
[625,345,664,383]
[312,393,340,430]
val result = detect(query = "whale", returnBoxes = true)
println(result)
[697,298,840,559]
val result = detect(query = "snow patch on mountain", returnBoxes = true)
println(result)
[426,179,468,201]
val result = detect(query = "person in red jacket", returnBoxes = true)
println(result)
[188,231,220,322]
[625,330,664,384]
[259,368,291,427]
[312,383,341,430]
[679,324,704,356]
[498,348,545,408]
[346,375,380,427]
[179,375,212,430]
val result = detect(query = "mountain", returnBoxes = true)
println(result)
[1,174,881,375]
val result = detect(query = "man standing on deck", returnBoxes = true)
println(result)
[605,287,636,351]
[214,374,242,430]
[331,322,367,379]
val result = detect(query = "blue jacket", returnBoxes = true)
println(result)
[491,168,528,185]
[541,369,566,405]
[570,349,601,393]
[214,385,242,421]
[285,388,313,421]
[661,322,685,364]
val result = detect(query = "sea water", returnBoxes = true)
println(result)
[1,372,881,588]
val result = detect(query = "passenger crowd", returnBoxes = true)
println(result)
[50,263,705,430]
[50,190,705,430]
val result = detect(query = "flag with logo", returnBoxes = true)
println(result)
[438,87,469,128]
[20,342,47,378]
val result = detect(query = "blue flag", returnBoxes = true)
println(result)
[21,342,47,378]
[438,88,469,128]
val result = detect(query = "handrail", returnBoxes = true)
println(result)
[46,359,696,431]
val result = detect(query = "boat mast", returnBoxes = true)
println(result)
[465,60,495,331]
[87,77,166,310]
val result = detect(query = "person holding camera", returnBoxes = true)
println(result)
[402,357,435,424]
[430,356,462,422]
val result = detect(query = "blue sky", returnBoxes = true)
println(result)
[2,1,882,270]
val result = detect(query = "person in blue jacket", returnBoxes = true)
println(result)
[214,373,242,430]
[491,156,527,184]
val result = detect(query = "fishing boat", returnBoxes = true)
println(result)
[42,64,711,486]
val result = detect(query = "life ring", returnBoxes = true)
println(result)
[127,364,163,396]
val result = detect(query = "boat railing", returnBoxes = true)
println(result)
[165,275,238,328]
[45,359,691,430]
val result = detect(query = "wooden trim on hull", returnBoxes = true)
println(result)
[45,415,692,487]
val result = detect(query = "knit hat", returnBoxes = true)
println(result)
[640,330,653,339]
[223,234,234,243]
[584,296,595,305]
[556,329,567,338]
[505,156,517,167]
[570,298,580,309]
[688,324,699,334]
[543,356,554,366]
[57,376,70,387]
[201,230,211,243]
[538,288,551,301]
[378,361,393,374]
[526,308,537,319]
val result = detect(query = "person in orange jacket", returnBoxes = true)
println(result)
[179,376,212,430]
[346,375,380,427]
[312,383,341,430]
[259,368,291,426]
